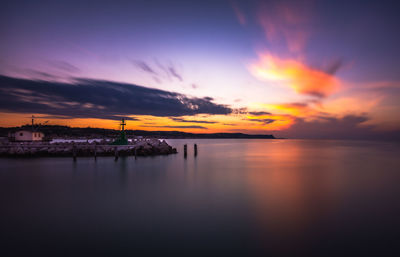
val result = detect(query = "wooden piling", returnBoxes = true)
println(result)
[114,147,119,161]
[94,144,97,160]
[194,144,197,157]
[184,144,187,158]
[134,148,137,159]
[72,143,77,162]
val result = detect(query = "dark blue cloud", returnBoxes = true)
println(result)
[247,118,276,125]
[248,111,271,116]
[0,75,232,120]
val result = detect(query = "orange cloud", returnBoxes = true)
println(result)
[249,53,339,98]
[263,102,313,117]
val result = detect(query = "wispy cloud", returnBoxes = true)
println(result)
[141,125,208,129]
[257,0,312,54]
[49,61,80,73]
[232,108,273,116]
[25,69,59,80]
[168,65,183,81]
[247,118,276,125]
[36,115,139,121]
[170,117,217,124]
[232,107,249,115]
[133,60,158,75]
[134,59,184,83]
[231,1,246,26]
[324,59,344,75]
[248,111,271,116]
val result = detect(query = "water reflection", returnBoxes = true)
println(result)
[243,141,340,254]
[1,139,400,256]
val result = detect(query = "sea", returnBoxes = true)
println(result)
[1,139,400,256]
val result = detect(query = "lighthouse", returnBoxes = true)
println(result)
[111,118,129,145]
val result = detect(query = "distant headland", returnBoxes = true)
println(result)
[0,125,276,139]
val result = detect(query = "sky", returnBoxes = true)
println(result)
[1,0,400,139]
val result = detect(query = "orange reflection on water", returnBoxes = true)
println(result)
[243,140,342,250]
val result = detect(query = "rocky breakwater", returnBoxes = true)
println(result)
[0,139,177,157]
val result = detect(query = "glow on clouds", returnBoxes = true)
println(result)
[249,53,339,98]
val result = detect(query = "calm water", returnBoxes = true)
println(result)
[1,139,400,256]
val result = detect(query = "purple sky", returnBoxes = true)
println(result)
[1,0,400,139]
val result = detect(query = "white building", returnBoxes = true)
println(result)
[9,130,44,141]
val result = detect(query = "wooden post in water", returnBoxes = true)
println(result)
[184,144,187,158]
[73,143,77,162]
[94,144,97,160]
[194,144,197,157]
[114,147,119,161]
[134,147,137,159]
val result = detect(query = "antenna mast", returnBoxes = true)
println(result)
[120,118,126,131]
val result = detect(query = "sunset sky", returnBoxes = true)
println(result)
[1,0,400,139]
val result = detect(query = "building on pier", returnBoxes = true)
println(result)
[8,115,45,142]
[8,130,45,141]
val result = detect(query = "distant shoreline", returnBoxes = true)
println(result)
[0,125,276,140]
